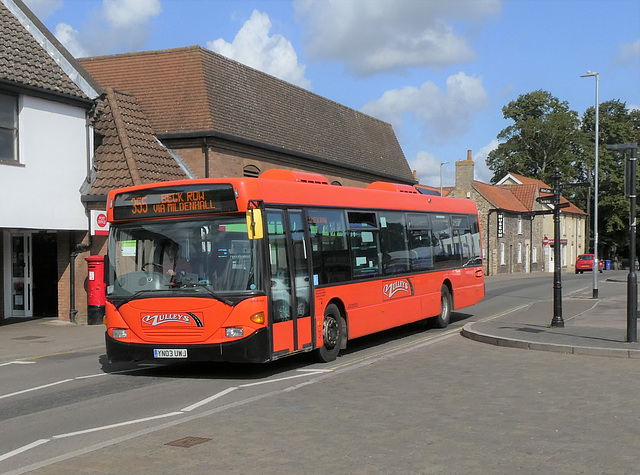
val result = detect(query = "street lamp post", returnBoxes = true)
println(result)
[581,71,599,299]
[440,161,448,196]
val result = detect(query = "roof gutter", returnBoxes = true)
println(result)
[157,129,418,185]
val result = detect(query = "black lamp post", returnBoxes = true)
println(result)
[550,169,564,327]
[606,143,638,342]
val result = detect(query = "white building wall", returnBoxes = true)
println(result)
[1,95,89,230]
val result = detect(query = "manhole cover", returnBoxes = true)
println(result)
[166,436,211,448]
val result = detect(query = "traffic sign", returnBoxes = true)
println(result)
[543,236,549,246]
[539,187,553,194]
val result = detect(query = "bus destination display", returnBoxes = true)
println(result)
[112,184,238,220]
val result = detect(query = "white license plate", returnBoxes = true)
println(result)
[154,348,187,358]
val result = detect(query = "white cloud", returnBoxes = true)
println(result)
[361,72,488,143]
[23,0,63,19]
[409,150,445,187]
[473,139,499,183]
[207,10,312,89]
[54,22,88,58]
[614,39,640,66]
[410,140,498,187]
[102,0,161,29]
[294,0,500,75]
[50,0,161,57]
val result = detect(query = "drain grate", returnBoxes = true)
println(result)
[165,436,211,448]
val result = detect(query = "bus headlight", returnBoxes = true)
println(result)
[112,329,128,339]
[225,327,244,338]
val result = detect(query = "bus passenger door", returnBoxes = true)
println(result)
[267,209,313,357]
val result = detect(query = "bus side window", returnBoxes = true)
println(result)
[307,209,350,284]
[379,211,409,274]
[407,213,434,271]
[348,211,380,278]
[431,214,459,269]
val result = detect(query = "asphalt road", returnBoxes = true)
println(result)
[3,272,638,474]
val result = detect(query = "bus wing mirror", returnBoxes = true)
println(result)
[247,208,264,240]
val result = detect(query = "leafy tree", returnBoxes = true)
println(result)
[488,91,640,258]
[487,90,583,185]
[581,100,640,257]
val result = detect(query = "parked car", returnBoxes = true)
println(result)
[575,254,604,274]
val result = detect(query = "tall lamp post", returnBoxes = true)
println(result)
[440,161,448,196]
[581,71,599,299]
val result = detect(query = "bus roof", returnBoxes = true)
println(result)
[106,170,478,222]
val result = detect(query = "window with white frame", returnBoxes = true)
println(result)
[517,243,522,263]
[0,93,18,163]
[517,215,522,234]
[532,247,537,263]
[500,242,505,265]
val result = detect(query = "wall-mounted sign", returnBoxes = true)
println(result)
[497,213,504,238]
[91,210,109,236]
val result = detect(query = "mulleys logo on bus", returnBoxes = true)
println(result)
[382,279,412,299]
[142,313,204,327]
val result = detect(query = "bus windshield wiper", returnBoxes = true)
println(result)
[171,282,234,306]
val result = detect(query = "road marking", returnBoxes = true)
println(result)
[182,387,238,412]
[27,351,76,360]
[477,303,532,322]
[1,304,534,469]
[0,379,73,401]
[0,439,49,463]
[239,370,327,388]
[0,360,36,367]
[52,412,184,439]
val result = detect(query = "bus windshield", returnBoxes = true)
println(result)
[106,215,263,301]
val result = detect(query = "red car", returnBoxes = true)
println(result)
[575,254,604,274]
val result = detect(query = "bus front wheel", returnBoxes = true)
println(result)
[316,304,344,363]
[434,285,452,328]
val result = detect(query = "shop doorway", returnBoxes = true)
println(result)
[32,233,58,317]
[3,231,57,319]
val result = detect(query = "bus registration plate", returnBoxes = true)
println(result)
[154,349,187,358]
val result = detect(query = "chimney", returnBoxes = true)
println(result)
[455,149,475,190]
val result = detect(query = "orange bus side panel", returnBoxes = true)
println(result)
[297,316,313,349]
[272,320,294,353]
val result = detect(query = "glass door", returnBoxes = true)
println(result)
[267,209,313,356]
[4,231,33,317]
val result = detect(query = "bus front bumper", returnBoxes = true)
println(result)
[105,328,271,364]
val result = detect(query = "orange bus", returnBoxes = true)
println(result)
[104,169,484,364]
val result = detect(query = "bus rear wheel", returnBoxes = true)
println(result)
[434,285,452,328]
[316,304,344,363]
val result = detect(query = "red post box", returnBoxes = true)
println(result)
[86,255,106,325]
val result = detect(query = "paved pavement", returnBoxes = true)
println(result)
[0,271,639,362]
[462,272,640,358]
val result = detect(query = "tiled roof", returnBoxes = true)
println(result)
[474,181,530,212]
[0,0,96,100]
[475,179,585,215]
[88,88,188,196]
[79,46,414,183]
[502,183,539,210]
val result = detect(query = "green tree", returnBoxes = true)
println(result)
[581,100,640,257]
[487,90,583,185]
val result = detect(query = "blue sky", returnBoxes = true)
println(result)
[24,0,640,187]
